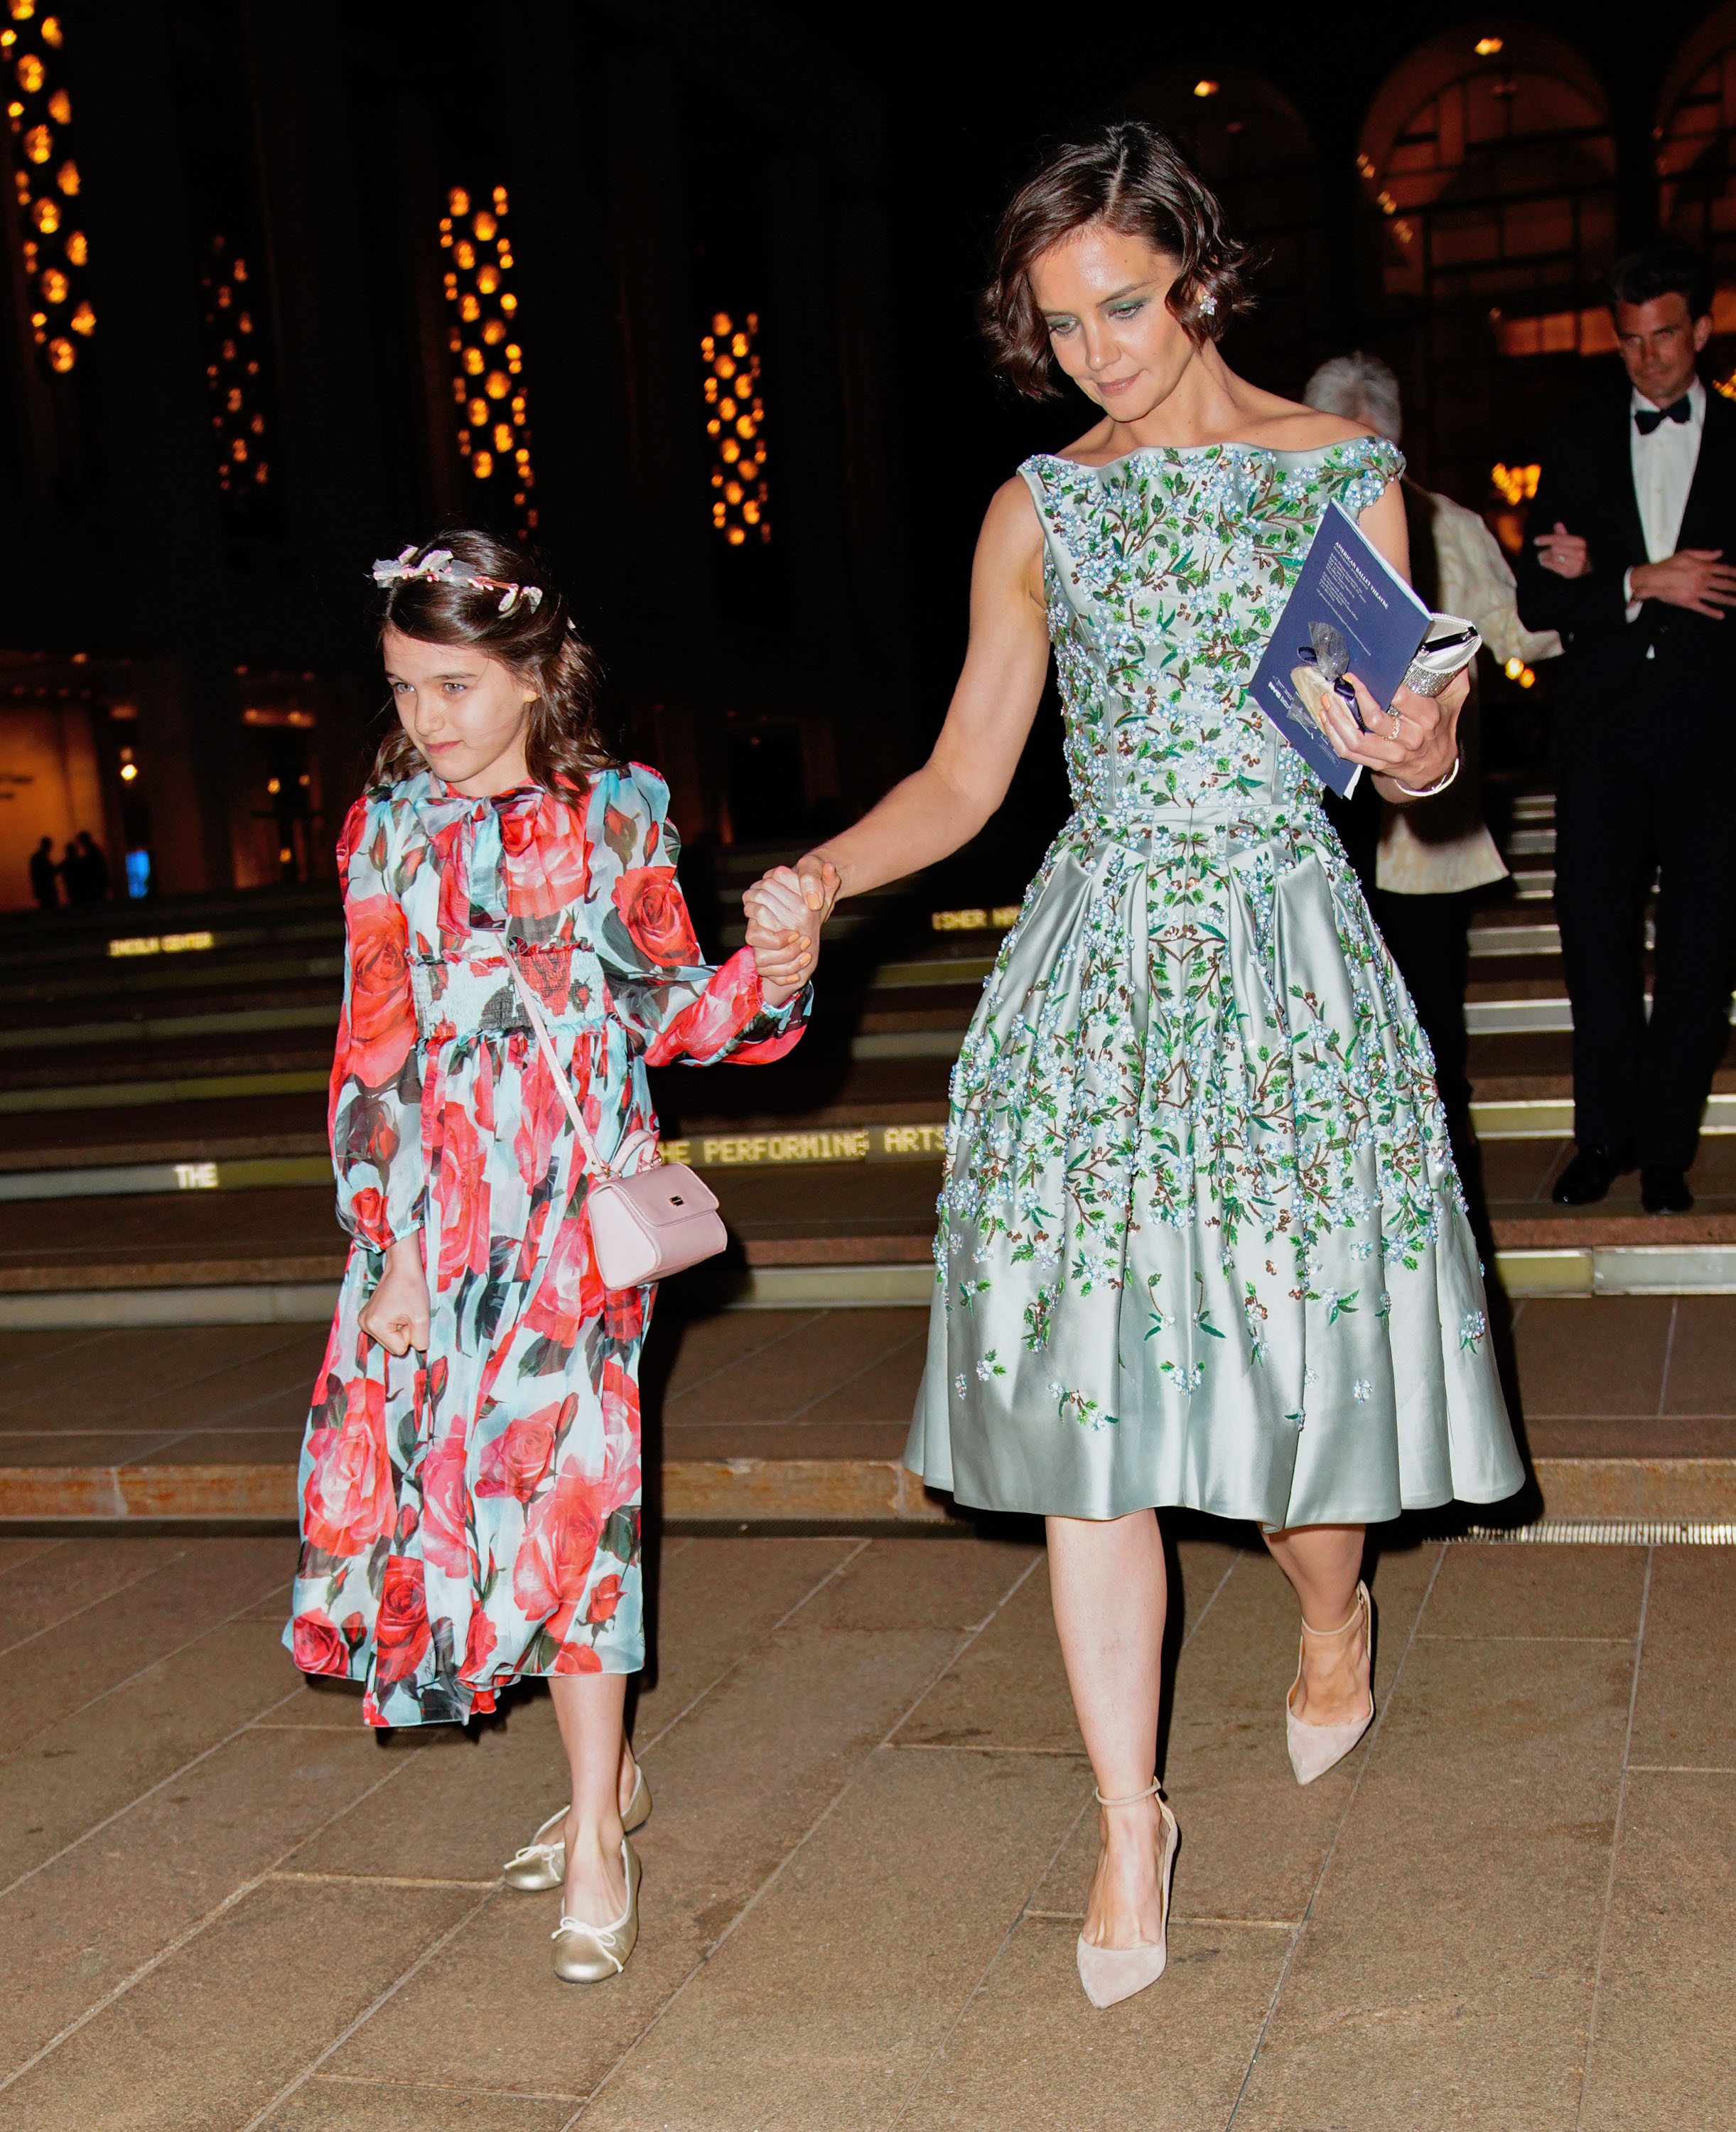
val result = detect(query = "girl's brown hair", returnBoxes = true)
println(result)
[368,528,615,795]
[979,122,1256,400]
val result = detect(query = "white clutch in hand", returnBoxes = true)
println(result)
[1402,613,1482,698]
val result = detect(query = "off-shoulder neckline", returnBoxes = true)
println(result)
[1026,436,1392,478]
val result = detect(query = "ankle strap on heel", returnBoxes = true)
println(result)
[1094,1777,1160,1809]
[1299,1582,1367,1641]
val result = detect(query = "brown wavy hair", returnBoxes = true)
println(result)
[367,528,614,795]
[979,122,1257,400]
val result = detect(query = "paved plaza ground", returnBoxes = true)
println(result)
[5,1290,1736,1476]
[1,1524,1730,2129]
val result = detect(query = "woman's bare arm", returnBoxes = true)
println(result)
[793,477,1052,910]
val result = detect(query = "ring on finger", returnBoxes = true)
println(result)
[1387,710,1402,741]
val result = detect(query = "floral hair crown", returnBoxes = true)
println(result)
[370,544,544,615]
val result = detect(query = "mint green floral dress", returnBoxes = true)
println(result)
[905,439,1523,1527]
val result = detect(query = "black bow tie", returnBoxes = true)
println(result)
[1635,395,1693,435]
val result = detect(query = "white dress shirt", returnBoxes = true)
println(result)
[1624,375,1705,623]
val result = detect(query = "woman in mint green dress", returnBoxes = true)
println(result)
[748,123,1521,2008]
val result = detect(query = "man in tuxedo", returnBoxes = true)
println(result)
[1516,244,1736,1213]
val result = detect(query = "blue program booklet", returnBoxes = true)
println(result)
[1248,499,1432,797]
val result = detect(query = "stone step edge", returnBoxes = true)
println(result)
[0,1261,940,1326]
[4,1219,1733,1294]
[0,1236,937,1296]
[9,1088,1736,1188]
[0,1454,1724,1527]
[0,925,1574,1018]
[6,1242,1736,1326]
[8,998,1729,1064]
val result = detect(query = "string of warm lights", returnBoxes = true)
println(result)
[1491,435,1540,685]
[1490,462,1541,507]
[200,233,269,512]
[701,311,770,547]
[441,185,536,536]
[4,1,91,374]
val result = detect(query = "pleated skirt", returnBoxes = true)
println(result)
[905,801,1524,1528]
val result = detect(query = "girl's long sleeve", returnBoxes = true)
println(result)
[588,766,810,1067]
[328,795,426,1250]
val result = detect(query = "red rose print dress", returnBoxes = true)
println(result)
[284,764,808,1725]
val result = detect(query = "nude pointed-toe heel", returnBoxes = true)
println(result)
[1285,1580,1374,1786]
[1075,1780,1180,2010]
[502,1762,652,1891]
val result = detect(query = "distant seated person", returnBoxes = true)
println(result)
[60,829,110,905]
[1303,351,1560,1158]
[28,834,59,909]
[1515,243,1736,1216]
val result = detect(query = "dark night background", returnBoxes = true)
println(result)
[1,1,1732,910]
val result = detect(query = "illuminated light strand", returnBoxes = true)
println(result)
[931,906,1021,932]
[200,233,270,507]
[441,185,537,536]
[1490,462,1540,506]
[107,931,216,959]
[3,2,90,373]
[654,1123,951,1168]
[701,311,771,547]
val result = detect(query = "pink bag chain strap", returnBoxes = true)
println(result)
[505,956,656,1181]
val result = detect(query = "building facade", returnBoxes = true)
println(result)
[0,0,911,906]
[9,4,1736,909]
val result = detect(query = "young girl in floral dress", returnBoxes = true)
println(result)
[285,530,818,1983]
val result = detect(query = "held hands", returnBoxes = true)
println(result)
[1315,667,1465,796]
[357,1235,430,1357]
[793,851,841,923]
[1629,549,1736,618]
[742,866,822,1006]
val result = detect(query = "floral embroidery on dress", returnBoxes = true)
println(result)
[904,438,1523,1527]
[934,440,1458,1382]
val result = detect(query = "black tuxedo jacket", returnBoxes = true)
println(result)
[1515,384,1736,761]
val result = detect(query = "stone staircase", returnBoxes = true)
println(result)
[2,793,1733,1529]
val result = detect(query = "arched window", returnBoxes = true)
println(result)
[1357,26,1614,502]
[1656,1,1736,360]
[1359,28,1614,330]
[1109,69,1322,392]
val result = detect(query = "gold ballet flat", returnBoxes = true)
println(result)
[1075,1778,1180,2010]
[551,1837,640,1984]
[1285,1581,1375,1786]
[502,1762,651,1892]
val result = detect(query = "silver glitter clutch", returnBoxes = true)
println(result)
[1402,614,1482,699]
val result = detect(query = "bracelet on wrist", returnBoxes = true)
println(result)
[1393,753,1461,801]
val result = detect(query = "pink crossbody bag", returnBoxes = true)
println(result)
[507,957,727,1291]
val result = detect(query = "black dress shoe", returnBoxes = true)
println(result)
[1641,1166,1694,1215]
[1552,1143,1633,1206]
